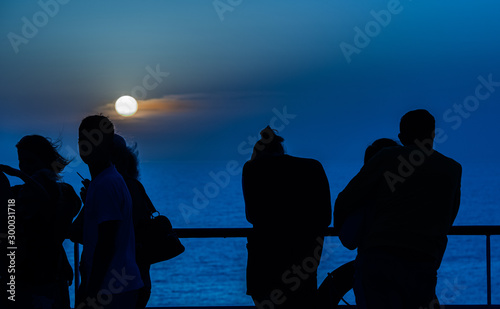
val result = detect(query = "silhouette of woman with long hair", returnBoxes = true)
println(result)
[111,134,155,309]
[0,135,81,309]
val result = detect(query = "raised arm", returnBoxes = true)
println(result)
[0,164,50,200]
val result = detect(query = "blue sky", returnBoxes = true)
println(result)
[1,0,500,168]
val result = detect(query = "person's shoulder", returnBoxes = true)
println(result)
[89,167,131,206]
[297,156,323,166]
[243,156,277,168]
[31,169,58,187]
[243,160,253,169]
[242,158,270,178]
[91,167,128,194]
[283,154,312,162]
[97,166,125,183]
[369,145,407,163]
[380,145,405,157]
[284,155,325,170]
[432,151,462,172]
[242,160,255,173]
[123,175,141,187]
[123,176,148,194]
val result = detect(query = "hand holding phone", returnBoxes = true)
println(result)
[77,172,90,188]
[77,172,90,202]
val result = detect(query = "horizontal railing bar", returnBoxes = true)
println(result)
[69,298,500,308]
[73,226,500,308]
[174,225,500,238]
[450,225,500,235]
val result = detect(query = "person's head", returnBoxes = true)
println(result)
[250,126,285,161]
[398,109,435,147]
[364,138,399,163]
[112,134,140,179]
[78,115,114,165]
[16,135,70,176]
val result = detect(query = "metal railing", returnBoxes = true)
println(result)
[73,225,500,308]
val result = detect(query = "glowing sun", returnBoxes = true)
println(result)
[115,96,138,117]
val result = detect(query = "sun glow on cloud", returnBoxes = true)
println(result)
[100,95,196,121]
[99,92,277,123]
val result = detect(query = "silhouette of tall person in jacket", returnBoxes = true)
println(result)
[243,126,332,309]
[334,109,462,309]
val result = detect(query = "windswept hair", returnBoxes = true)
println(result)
[112,134,140,180]
[16,135,71,175]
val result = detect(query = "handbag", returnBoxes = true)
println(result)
[135,206,185,265]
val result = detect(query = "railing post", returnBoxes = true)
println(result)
[74,242,79,306]
[486,234,491,307]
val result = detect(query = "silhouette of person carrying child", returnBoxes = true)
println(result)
[334,109,462,309]
[243,126,332,309]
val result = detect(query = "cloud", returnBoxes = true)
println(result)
[98,91,287,123]
[99,95,198,122]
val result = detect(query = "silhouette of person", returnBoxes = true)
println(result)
[242,126,332,309]
[334,109,462,309]
[339,138,399,250]
[71,134,153,309]
[111,134,154,309]
[318,138,398,308]
[363,138,400,165]
[1,171,11,309]
[0,135,81,309]
[76,115,143,309]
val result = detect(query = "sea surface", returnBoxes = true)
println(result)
[62,160,500,307]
